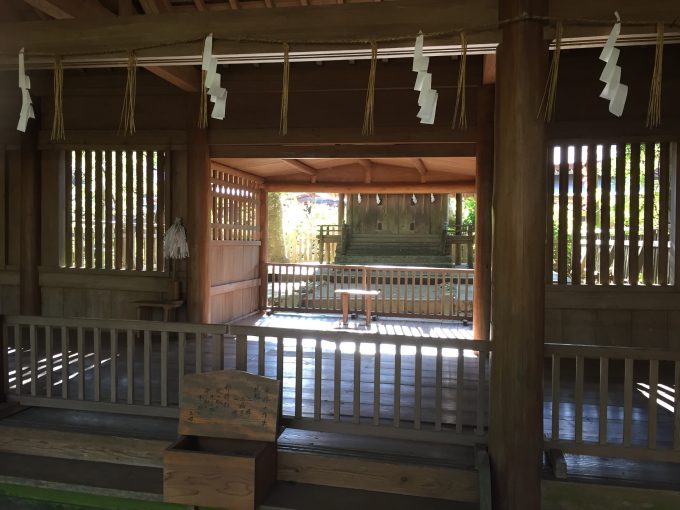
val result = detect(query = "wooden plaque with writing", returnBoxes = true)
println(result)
[178,370,281,442]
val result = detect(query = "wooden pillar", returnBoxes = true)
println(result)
[489,0,547,508]
[20,121,41,315]
[258,190,269,311]
[186,117,211,323]
[338,193,345,225]
[473,85,494,341]
[454,193,462,265]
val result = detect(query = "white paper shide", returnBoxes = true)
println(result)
[412,32,438,125]
[202,34,228,120]
[17,48,35,132]
[598,12,628,117]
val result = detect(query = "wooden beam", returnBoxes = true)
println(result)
[482,54,496,84]
[282,159,318,177]
[211,160,264,183]
[229,0,240,9]
[21,0,200,91]
[263,181,475,193]
[186,104,211,323]
[3,0,675,68]
[258,190,268,311]
[22,0,114,18]
[472,84,493,341]
[193,0,207,10]
[20,107,42,315]
[413,158,428,183]
[489,1,547,509]
[358,159,373,184]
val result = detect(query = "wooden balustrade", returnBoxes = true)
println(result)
[231,325,490,443]
[545,343,680,462]
[266,263,473,320]
[1,315,228,417]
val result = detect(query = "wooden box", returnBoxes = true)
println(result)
[163,370,281,510]
[164,435,276,510]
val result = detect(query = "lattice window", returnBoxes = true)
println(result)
[210,167,259,241]
[547,142,676,286]
[62,149,168,271]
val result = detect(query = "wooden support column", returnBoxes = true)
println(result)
[259,190,269,311]
[186,110,210,324]
[20,118,41,315]
[489,0,547,508]
[454,193,463,265]
[473,85,494,341]
[338,193,345,225]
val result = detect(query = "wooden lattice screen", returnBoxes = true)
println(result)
[547,142,676,286]
[62,149,168,272]
[210,166,260,241]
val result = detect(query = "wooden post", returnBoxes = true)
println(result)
[20,115,41,315]
[186,109,211,323]
[259,190,269,311]
[473,85,494,341]
[489,0,547,508]
[338,193,345,225]
[454,193,463,265]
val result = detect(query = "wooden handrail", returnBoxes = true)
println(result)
[545,342,680,362]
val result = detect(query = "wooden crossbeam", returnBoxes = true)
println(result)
[3,0,675,69]
[282,159,319,177]
[20,0,200,91]
[264,180,475,193]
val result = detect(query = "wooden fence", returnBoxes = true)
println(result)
[545,343,680,463]
[231,324,490,444]
[266,263,474,320]
[1,315,228,417]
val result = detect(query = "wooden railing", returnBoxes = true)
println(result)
[231,325,490,444]
[266,263,474,320]
[1,315,228,417]
[545,343,680,462]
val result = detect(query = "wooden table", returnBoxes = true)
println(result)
[334,289,380,327]
[133,300,184,322]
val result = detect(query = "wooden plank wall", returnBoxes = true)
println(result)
[209,166,261,323]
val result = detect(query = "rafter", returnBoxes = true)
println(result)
[22,0,200,92]
[228,0,240,9]
[193,0,207,10]
[282,159,318,177]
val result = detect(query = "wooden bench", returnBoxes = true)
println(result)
[334,289,380,327]
[133,300,184,322]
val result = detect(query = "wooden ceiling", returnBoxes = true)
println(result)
[213,156,476,192]
[2,0,388,21]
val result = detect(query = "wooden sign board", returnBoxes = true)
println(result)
[178,370,281,443]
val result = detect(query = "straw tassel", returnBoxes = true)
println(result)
[279,43,290,136]
[452,32,468,130]
[646,23,664,128]
[362,41,378,136]
[119,51,137,136]
[50,56,65,141]
[198,70,208,128]
[538,21,563,122]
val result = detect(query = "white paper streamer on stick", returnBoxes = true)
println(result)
[412,32,438,125]
[201,34,228,121]
[17,48,35,132]
[598,12,627,117]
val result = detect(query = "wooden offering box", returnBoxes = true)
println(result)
[164,370,281,510]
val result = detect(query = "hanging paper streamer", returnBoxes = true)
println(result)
[646,23,664,128]
[279,42,291,135]
[362,41,378,136]
[357,193,362,204]
[598,12,628,117]
[538,22,563,122]
[430,193,435,203]
[119,51,137,136]
[51,57,65,141]
[376,194,381,205]
[411,193,418,205]
[199,34,228,127]
[17,48,35,133]
[452,32,468,129]
[412,32,438,125]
